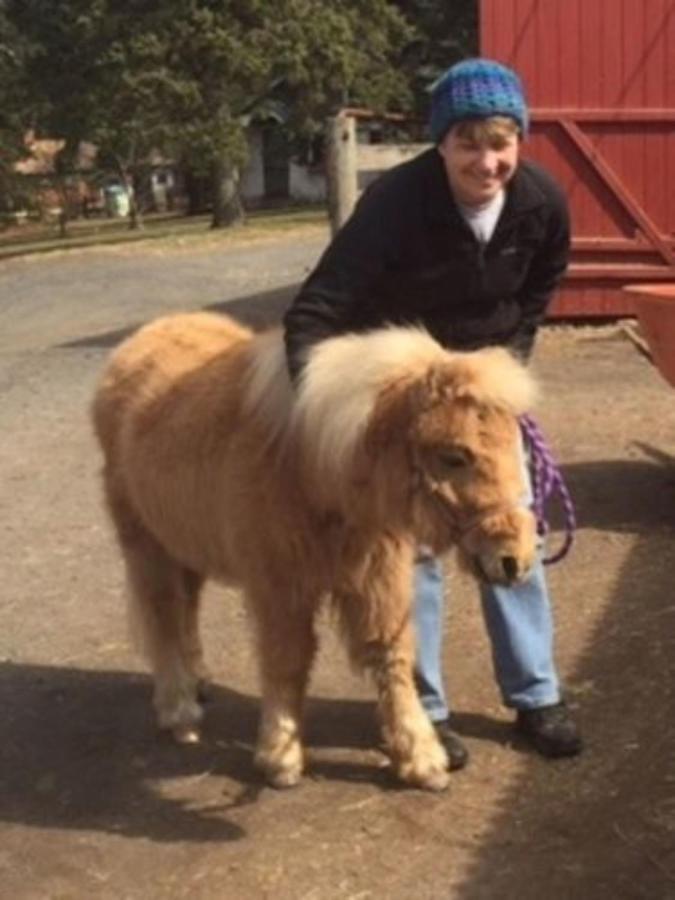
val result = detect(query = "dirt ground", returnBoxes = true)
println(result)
[1,229,675,900]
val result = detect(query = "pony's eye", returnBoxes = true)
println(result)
[437,447,474,470]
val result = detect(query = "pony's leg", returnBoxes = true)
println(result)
[376,627,450,791]
[338,551,450,791]
[180,568,211,695]
[248,586,318,788]
[105,479,205,742]
[124,537,207,743]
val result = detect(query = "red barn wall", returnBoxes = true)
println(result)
[481,0,675,317]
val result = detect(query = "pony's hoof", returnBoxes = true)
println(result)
[254,746,303,789]
[156,693,204,740]
[172,725,201,744]
[399,762,450,792]
[396,742,451,791]
[417,766,451,792]
[265,766,302,789]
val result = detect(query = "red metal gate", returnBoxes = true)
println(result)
[481,0,675,317]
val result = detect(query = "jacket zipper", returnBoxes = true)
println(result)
[476,240,487,293]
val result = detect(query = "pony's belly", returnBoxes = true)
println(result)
[125,471,235,577]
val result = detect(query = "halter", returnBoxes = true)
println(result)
[410,460,520,546]
[410,415,576,566]
[518,414,576,565]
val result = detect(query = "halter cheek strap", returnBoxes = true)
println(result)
[410,415,577,566]
[410,461,520,546]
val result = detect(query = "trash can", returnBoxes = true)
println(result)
[104,185,131,218]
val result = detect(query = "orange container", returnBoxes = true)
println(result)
[624,283,675,388]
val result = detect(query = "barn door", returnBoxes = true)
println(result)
[481,0,675,316]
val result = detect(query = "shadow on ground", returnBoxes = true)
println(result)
[0,661,385,844]
[58,285,299,351]
[561,452,675,532]
[455,446,675,899]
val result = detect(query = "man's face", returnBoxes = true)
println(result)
[438,125,520,206]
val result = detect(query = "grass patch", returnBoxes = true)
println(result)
[0,205,328,260]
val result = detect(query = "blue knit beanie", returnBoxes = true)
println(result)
[429,58,529,143]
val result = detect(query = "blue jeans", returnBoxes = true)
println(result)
[413,437,560,722]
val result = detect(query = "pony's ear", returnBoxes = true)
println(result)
[363,374,420,457]
[442,348,537,413]
[415,363,450,409]
[363,364,448,458]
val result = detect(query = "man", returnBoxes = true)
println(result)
[283,58,582,770]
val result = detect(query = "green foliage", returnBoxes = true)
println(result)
[0,1,33,207]
[1,1,477,220]
[4,0,415,221]
[394,0,478,116]
[265,0,414,135]
[147,0,414,170]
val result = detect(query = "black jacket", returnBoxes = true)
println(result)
[284,147,570,379]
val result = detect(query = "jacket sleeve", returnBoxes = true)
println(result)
[283,178,405,381]
[508,188,571,361]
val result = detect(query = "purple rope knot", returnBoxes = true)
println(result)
[518,414,576,565]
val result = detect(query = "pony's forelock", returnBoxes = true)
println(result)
[242,327,537,477]
[450,346,538,412]
[292,326,449,479]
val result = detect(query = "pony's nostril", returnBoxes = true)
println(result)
[501,555,518,581]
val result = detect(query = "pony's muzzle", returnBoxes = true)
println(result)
[471,551,532,586]
[501,554,519,582]
[464,507,537,586]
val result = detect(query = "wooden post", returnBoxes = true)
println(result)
[326,112,358,235]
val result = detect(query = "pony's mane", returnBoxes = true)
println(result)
[241,325,446,461]
[293,326,450,478]
[242,325,537,477]
[447,345,538,412]
[241,329,295,448]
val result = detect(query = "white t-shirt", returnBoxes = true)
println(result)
[456,190,506,245]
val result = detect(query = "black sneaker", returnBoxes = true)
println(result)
[433,719,469,770]
[516,702,583,757]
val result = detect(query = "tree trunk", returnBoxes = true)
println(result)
[125,172,143,230]
[182,166,208,215]
[112,157,143,230]
[210,157,244,228]
[51,171,69,238]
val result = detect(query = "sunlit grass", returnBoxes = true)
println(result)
[0,205,328,259]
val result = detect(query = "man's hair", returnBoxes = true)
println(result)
[452,116,521,145]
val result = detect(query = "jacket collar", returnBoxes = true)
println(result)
[423,147,548,226]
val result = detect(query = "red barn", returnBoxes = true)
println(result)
[481,0,675,316]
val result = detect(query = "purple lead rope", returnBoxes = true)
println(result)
[518,414,576,565]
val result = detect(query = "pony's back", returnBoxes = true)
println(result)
[92,312,252,452]
[92,312,262,575]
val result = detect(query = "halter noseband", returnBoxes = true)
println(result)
[410,460,520,547]
[408,411,576,565]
